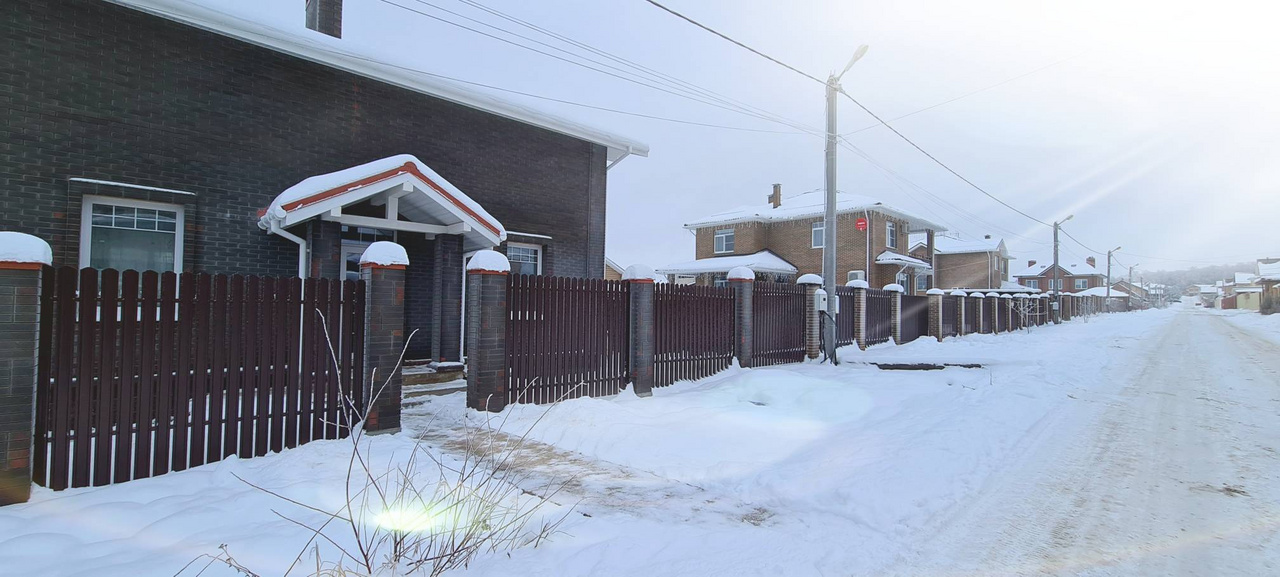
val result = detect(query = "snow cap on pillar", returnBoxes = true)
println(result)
[984,292,1000,298]
[796,273,823,285]
[622,264,656,283]
[0,232,53,267]
[971,291,986,298]
[727,266,755,281]
[845,279,869,289]
[999,294,1013,299]
[465,249,510,274]
[926,288,945,296]
[950,289,968,297]
[359,241,409,268]
[883,283,905,293]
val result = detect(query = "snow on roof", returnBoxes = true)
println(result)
[0,232,53,265]
[1235,272,1258,284]
[684,190,945,232]
[909,234,1008,257]
[999,281,1038,293]
[1258,261,1280,281]
[656,250,797,275]
[260,155,505,250]
[1012,258,1102,278]
[1236,287,1264,293]
[875,250,932,270]
[1075,286,1132,298]
[110,0,647,163]
[604,257,624,274]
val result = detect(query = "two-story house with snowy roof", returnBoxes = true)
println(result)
[908,234,1013,292]
[1013,256,1106,293]
[0,0,647,362]
[658,185,944,292]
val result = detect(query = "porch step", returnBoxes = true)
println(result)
[402,359,465,387]
[401,378,466,409]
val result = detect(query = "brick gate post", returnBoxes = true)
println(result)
[885,283,904,344]
[926,288,945,341]
[952,290,968,336]
[360,242,408,433]
[987,292,1001,333]
[848,280,868,349]
[0,232,52,506]
[623,265,655,398]
[464,250,509,412]
[729,267,754,368]
[797,274,822,360]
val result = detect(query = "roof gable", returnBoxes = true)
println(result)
[685,190,945,233]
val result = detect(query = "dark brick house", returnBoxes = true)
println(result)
[1012,257,1105,293]
[0,0,646,361]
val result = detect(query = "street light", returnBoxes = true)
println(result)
[1106,246,1122,306]
[1051,214,1074,323]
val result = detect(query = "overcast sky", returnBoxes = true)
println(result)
[190,0,1280,272]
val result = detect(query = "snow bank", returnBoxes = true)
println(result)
[796,273,823,285]
[727,266,755,281]
[466,249,510,273]
[0,232,52,265]
[358,241,409,267]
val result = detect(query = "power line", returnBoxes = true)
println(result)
[642,0,825,85]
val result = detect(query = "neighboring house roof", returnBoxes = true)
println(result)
[684,190,945,232]
[999,281,1038,293]
[908,234,1011,257]
[1076,286,1133,298]
[657,250,798,275]
[604,257,624,274]
[875,250,932,270]
[1258,261,1280,281]
[1236,287,1264,293]
[1235,272,1258,284]
[1013,259,1103,278]
[110,0,648,164]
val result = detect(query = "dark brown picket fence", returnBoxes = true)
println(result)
[900,295,929,343]
[865,289,893,346]
[35,267,364,491]
[751,282,806,366]
[834,286,858,347]
[963,298,979,333]
[506,275,630,404]
[654,284,734,386]
[999,300,1012,332]
[941,295,958,338]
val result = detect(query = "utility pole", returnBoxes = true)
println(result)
[1106,246,1121,312]
[1052,214,1073,324]
[820,45,868,364]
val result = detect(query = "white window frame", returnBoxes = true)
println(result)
[1074,278,1089,290]
[713,228,735,254]
[79,195,185,273]
[1026,279,1039,290]
[886,221,898,249]
[915,273,929,292]
[811,221,824,249]
[506,242,543,275]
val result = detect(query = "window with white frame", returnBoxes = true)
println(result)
[506,243,542,276]
[81,197,183,273]
[1075,278,1089,290]
[811,221,824,248]
[915,273,929,292]
[886,221,898,249]
[713,229,735,254]
[1026,279,1039,289]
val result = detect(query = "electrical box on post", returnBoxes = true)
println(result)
[814,288,829,313]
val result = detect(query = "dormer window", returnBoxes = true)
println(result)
[714,228,735,254]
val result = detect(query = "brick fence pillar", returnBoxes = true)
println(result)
[927,288,944,341]
[988,292,1001,333]
[729,267,754,368]
[1002,295,1014,330]
[0,233,52,506]
[798,274,822,360]
[465,250,510,412]
[885,283,904,344]
[953,291,967,336]
[360,242,407,432]
[849,281,868,349]
[623,265,655,398]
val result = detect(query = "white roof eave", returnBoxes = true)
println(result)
[108,0,649,163]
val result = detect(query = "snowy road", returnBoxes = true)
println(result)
[899,309,1280,576]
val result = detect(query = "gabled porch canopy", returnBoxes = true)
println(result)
[259,154,506,253]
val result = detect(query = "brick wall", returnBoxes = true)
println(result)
[934,252,1000,290]
[0,0,607,279]
[1016,271,1105,293]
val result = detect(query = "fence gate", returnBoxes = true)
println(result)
[941,295,958,338]
[751,282,806,366]
[963,298,978,334]
[653,284,734,386]
[865,289,893,346]
[34,268,364,491]
[834,286,858,347]
[900,295,929,343]
[506,275,630,404]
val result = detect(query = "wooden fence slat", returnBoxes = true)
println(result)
[33,266,55,487]
[93,269,119,487]
[208,274,228,463]
[171,272,196,473]
[154,272,177,476]
[324,278,341,439]
[351,279,366,416]
[133,272,158,480]
[311,280,329,439]
[72,267,97,488]
[298,278,315,445]
[189,274,210,468]
[253,277,271,457]
[224,275,243,459]
[114,270,138,484]
[241,276,259,458]
[49,267,78,490]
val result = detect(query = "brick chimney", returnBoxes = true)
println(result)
[1086,256,1096,267]
[306,0,343,38]
[769,183,782,208]
[1028,260,1037,268]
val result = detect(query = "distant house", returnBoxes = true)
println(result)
[604,258,625,281]
[908,234,1013,292]
[661,185,944,291]
[1258,260,1280,314]
[1012,257,1106,293]
[1111,280,1149,301]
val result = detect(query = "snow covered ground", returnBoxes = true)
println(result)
[1213,306,1280,346]
[3,306,1276,576]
